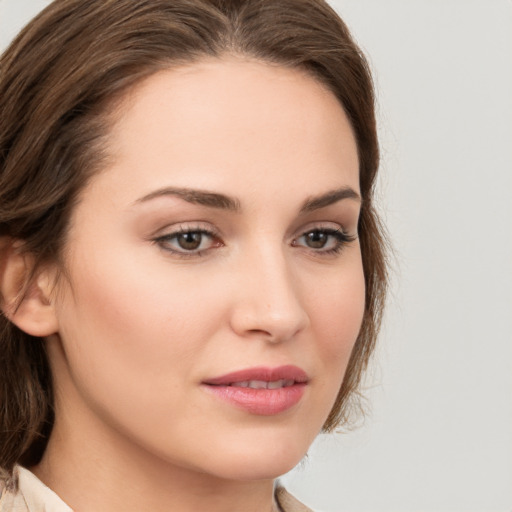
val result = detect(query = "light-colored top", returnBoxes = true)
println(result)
[0,468,72,512]
[0,466,313,512]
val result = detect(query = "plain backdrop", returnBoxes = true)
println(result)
[1,1,511,511]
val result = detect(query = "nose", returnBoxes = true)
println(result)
[229,246,310,343]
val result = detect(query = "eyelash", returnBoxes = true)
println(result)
[292,228,357,255]
[152,225,356,258]
[153,225,222,258]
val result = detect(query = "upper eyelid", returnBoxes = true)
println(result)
[152,222,220,238]
[294,227,355,243]
[150,219,356,241]
[293,220,353,237]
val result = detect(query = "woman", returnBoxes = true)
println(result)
[0,0,387,510]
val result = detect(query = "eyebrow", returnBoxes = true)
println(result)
[135,186,241,212]
[299,186,361,213]
[134,185,360,213]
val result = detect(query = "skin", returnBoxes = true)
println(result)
[32,56,365,512]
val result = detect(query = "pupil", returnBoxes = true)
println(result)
[178,232,202,250]
[306,231,327,248]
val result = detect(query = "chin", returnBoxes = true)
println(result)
[190,432,311,482]
[206,457,304,482]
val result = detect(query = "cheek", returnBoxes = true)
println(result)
[54,251,185,397]
[295,251,365,412]
[51,251,225,457]
[308,258,366,360]
[53,238,238,401]
[281,253,365,441]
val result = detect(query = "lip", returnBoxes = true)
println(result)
[202,365,308,416]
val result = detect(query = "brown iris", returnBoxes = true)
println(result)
[304,230,329,249]
[176,232,203,251]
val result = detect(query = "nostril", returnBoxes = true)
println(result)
[247,328,276,342]
[247,329,271,336]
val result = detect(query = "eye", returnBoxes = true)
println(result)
[293,228,356,254]
[153,227,222,255]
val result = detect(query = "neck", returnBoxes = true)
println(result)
[33,423,276,512]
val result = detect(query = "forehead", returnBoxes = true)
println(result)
[95,56,360,201]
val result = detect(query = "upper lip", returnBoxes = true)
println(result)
[202,365,308,386]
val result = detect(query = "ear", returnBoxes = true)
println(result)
[0,239,59,337]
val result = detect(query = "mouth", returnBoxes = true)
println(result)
[223,379,296,389]
[203,365,308,386]
[201,365,308,415]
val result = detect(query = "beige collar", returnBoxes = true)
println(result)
[1,467,312,512]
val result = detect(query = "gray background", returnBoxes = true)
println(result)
[1,1,511,511]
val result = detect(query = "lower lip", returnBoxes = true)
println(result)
[202,383,306,415]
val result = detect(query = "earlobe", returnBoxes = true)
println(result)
[0,240,59,337]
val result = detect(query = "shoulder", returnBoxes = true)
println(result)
[0,467,72,512]
[0,467,27,512]
[274,485,315,512]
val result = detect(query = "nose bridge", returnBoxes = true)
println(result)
[230,240,309,342]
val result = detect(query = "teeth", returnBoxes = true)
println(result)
[248,380,267,389]
[230,379,295,389]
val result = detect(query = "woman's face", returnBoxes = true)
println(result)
[46,57,364,481]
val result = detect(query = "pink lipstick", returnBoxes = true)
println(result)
[202,365,308,415]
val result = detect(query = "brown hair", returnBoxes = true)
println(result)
[0,0,387,474]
